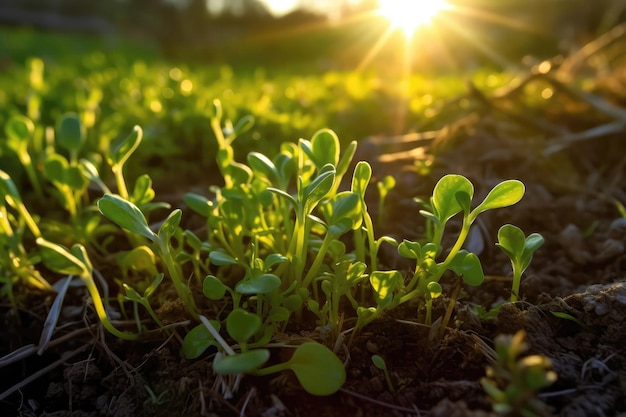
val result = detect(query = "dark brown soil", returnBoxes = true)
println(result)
[2,35,626,417]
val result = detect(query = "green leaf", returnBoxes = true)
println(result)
[182,321,220,359]
[131,174,155,206]
[371,354,388,371]
[213,349,270,374]
[36,238,87,276]
[398,240,422,259]
[97,193,156,241]
[226,309,262,344]
[286,342,346,396]
[0,169,23,204]
[309,129,339,168]
[203,275,227,300]
[209,250,238,266]
[247,152,278,184]
[472,180,525,218]
[351,161,372,200]
[158,209,182,241]
[524,233,545,255]
[233,115,254,136]
[236,273,281,294]
[455,190,472,214]
[335,140,357,178]
[183,193,213,217]
[263,253,288,270]
[56,113,84,154]
[326,191,362,233]
[426,281,442,298]
[302,165,335,213]
[419,210,440,226]
[5,115,34,151]
[268,187,298,208]
[370,270,402,306]
[43,154,68,184]
[432,174,474,224]
[281,294,303,312]
[496,224,526,262]
[267,306,290,322]
[64,166,89,190]
[111,125,142,167]
[448,250,484,286]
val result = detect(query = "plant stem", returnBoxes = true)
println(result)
[302,233,335,288]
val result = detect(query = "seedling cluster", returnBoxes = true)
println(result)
[1,94,543,397]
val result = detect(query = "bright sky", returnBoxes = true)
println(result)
[259,0,299,16]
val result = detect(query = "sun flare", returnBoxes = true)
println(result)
[377,0,450,35]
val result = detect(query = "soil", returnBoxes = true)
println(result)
[2,35,626,417]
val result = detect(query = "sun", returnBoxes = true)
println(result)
[377,0,451,36]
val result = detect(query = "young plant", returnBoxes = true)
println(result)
[253,342,346,396]
[97,193,198,318]
[371,354,395,393]
[354,175,527,333]
[0,170,51,301]
[36,238,139,340]
[4,115,43,197]
[496,224,545,302]
[481,331,556,417]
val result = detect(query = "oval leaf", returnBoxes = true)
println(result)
[209,250,238,266]
[496,224,526,262]
[111,125,142,167]
[287,342,346,396]
[226,309,262,344]
[310,129,340,168]
[97,193,156,241]
[203,275,227,300]
[303,166,336,213]
[432,175,474,224]
[213,349,270,374]
[351,161,372,200]
[472,180,525,218]
[235,273,281,294]
[247,152,278,184]
[5,115,34,150]
[182,321,220,359]
[56,113,84,153]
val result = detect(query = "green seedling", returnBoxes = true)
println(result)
[182,319,222,359]
[371,354,395,393]
[481,331,556,417]
[550,311,588,330]
[4,115,42,197]
[56,112,85,165]
[122,272,165,332]
[0,170,50,299]
[97,193,198,318]
[36,238,139,340]
[254,342,346,396]
[109,125,142,200]
[496,224,545,302]
[376,174,396,227]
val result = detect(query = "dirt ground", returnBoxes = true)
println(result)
[2,30,626,417]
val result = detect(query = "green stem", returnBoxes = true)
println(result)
[157,240,198,318]
[363,211,378,272]
[83,277,139,340]
[302,233,335,288]
[510,269,521,302]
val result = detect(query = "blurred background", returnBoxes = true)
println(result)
[2,0,625,71]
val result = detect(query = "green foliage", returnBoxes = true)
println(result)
[481,331,556,417]
[497,224,545,301]
[0,45,538,398]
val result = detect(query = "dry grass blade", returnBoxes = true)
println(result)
[37,275,74,355]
